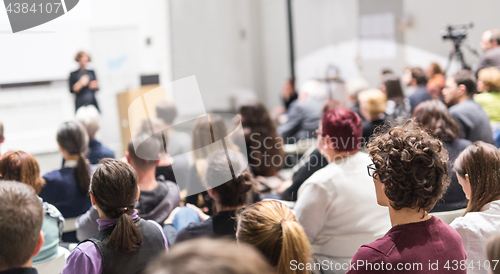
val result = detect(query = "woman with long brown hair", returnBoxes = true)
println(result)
[0,151,64,264]
[238,100,285,177]
[39,121,92,242]
[62,159,167,274]
[237,200,311,274]
[451,141,500,273]
[413,100,471,212]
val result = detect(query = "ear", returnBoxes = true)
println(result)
[207,188,216,200]
[125,151,131,164]
[458,84,468,96]
[136,185,141,201]
[90,193,96,206]
[465,174,470,184]
[324,135,333,150]
[33,231,45,257]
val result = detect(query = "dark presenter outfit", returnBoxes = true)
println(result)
[69,69,99,112]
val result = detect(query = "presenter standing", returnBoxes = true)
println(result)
[69,51,100,112]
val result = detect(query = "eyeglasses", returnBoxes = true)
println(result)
[367,164,377,178]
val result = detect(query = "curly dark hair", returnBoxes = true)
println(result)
[368,119,450,212]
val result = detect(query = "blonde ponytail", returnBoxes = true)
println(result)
[237,201,311,274]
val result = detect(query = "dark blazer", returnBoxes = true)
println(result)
[277,98,323,143]
[449,99,494,144]
[432,138,471,212]
[283,149,328,201]
[40,167,92,242]
[408,86,432,115]
[475,46,500,76]
[175,210,237,244]
[87,139,114,164]
[69,69,99,111]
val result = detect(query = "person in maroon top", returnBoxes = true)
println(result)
[347,120,466,274]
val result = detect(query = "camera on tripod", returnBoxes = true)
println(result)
[441,22,475,72]
[442,23,474,42]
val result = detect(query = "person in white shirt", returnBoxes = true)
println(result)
[450,141,500,274]
[294,108,391,273]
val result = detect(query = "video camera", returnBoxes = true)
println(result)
[442,22,474,42]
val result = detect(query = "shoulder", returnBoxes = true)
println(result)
[175,218,213,243]
[63,241,101,274]
[301,164,336,188]
[42,169,64,183]
[454,138,472,149]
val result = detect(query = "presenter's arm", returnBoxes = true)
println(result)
[70,73,89,94]
[88,71,99,90]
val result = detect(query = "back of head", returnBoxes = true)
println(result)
[411,67,428,86]
[91,159,142,252]
[358,89,388,118]
[0,181,43,270]
[478,67,500,92]
[454,141,500,213]
[428,62,444,77]
[368,120,449,212]
[0,151,45,194]
[413,100,460,143]
[146,238,274,274]
[487,29,500,46]
[75,105,100,139]
[299,80,326,100]
[322,108,362,152]
[192,114,238,161]
[237,201,311,274]
[57,121,90,195]
[156,101,178,125]
[487,233,500,274]
[205,150,252,208]
[381,74,404,100]
[128,133,161,170]
[453,69,477,97]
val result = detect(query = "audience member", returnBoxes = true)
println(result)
[442,70,494,144]
[156,101,192,156]
[237,200,311,274]
[408,67,432,114]
[345,77,370,120]
[281,100,338,201]
[76,134,180,241]
[0,151,64,264]
[380,73,410,122]
[294,108,390,270]
[475,29,500,75]
[476,67,500,122]
[185,114,239,213]
[145,238,274,274]
[277,80,326,143]
[426,62,446,99]
[63,159,167,274]
[450,142,500,274]
[0,121,3,156]
[238,100,284,177]
[282,78,298,110]
[347,120,466,274]
[39,121,91,242]
[174,150,253,243]
[486,233,500,274]
[138,117,189,184]
[413,100,470,212]
[0,181,44,274]
[358,89,387,145]
[75,105,114,164]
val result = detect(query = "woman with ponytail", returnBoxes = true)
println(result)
[237,200,311,274]
[62,159,167,274]
[173,150,254,243]
[40,121,92,242]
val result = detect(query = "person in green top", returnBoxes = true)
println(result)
[476,67,500,122]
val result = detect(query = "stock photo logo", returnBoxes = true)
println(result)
[128,76,248,197]
[3,0,78,33]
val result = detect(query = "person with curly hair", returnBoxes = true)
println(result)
[450,142,500,274]
[294,108,390,272]
[347,120,466,274]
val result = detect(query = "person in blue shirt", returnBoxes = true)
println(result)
[75,105,115,164]
[39,121,92,243]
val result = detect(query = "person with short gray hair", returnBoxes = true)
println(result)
[475,29,500,75]
[75,105,115,164]
[0,181,44,274]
